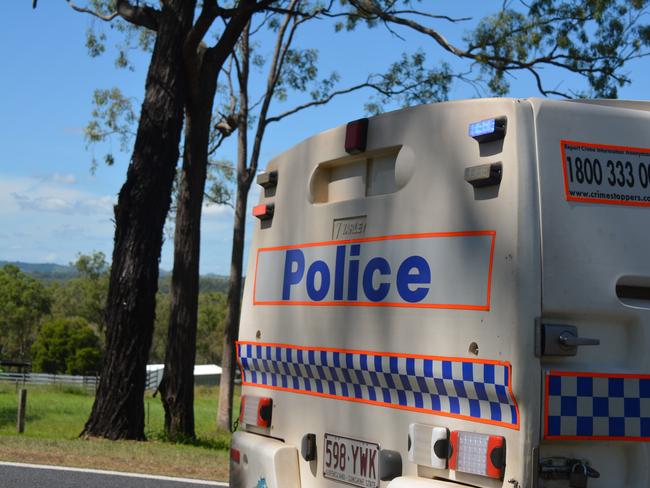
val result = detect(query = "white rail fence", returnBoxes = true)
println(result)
[0,372,99,390]
[1,370,191,392]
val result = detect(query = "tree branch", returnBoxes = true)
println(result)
[207,130,229,155]
[386,10,471,23]
[185,2,220,56]
[114,0,160,30]
[204,0,276,71]
[265,81,374,125]
[66,1,119,21]
[244,0,300,185]
[65,0,160,30]
[183,1,221,103]
[347,0,466,57]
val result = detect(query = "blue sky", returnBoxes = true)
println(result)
[1,1,648,274]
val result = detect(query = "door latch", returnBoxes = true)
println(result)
[536,323,600,356]
[539,457,600,487]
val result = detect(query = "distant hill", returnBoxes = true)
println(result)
[0,261,79,280]
[0,260,231,293]
[157,273,230,294]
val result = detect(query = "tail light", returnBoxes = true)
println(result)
[230,447,241,464]
[239,395,273,428]
[448,431,505,479]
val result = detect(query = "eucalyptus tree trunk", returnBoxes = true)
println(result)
[217,22,252,430]
[161,6,261,438]
[159,52,218,440]
[217,177,251,429]
[216,2,296,428]
[82,0,196,440]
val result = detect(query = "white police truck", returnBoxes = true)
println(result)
[230,98,650,488]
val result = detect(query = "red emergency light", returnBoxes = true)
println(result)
[345,118,368,154]
[239,395,273,428]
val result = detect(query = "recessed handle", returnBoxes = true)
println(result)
[616,276,650,309]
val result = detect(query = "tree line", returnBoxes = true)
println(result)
[0,255,229,374]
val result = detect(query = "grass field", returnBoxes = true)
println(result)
[0,382,238,481]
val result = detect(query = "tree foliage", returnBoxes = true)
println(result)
[50,252,109,332]
[0,256,225,370]
[151,291,227,364]
[337,0,650,98]
[85,88,137,169]
[0,252,109,369]
[0,265,51,361]
[31,316,102,375]
[196,292,228,365]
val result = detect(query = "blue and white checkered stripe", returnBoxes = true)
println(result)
[238,343,519,429]
[545,371,650,440]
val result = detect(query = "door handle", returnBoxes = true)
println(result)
[558,331,600,347]
[536,323,601,356]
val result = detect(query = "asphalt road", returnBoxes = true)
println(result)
[0,462,229,488]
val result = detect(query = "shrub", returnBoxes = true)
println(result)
[32,317,102,375]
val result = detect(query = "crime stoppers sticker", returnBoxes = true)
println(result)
[560,140,650,207]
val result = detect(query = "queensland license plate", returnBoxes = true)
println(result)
[323,433,379,488]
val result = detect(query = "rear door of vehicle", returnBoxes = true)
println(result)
[533,99,650,488]
[239,98,542,487]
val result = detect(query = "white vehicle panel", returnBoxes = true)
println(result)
[232,98,650,488]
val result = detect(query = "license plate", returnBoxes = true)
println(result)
[323,433,380,488]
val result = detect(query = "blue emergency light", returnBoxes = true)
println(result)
[468,116,507,143]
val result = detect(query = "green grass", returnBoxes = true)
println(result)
[0,382,239,480]
[144,385,238,449]
[0,383,95,438]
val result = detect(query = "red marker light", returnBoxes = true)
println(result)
[230,447,241,464]
[240,395,273,428]
[252,204,274,220]
[257,397,273,428]
[345,118,368,154]
[486,434,505,478]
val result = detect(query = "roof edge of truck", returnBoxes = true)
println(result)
[264,97,650,170]
[264,97,525,167]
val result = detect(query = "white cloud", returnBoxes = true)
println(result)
[1,174,114,217]
[11,192,114,215]
[0,171,251,275]
[49,173,77,185]
[202,203,232,218]
[13,193,72,213]
[0,174,116,265]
